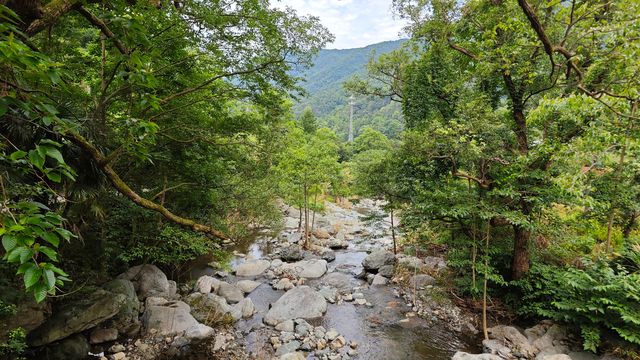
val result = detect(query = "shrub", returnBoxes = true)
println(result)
[519,253,640,352]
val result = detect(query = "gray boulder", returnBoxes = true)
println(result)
[142,300,199,335]
[423,256,447,272]
[235,259,271,277]
[186,293,239,323]
[233,298,256,319]
[281,244,304,262]
[320,272,352,293]
[371,274,388,285]
[327,238,348,249]
[362,249,395,271]
[319,248,336,262]
[236,280,261,294]
[217,282,244,304]
[194,275,221,294]
[398,256,423,271]
[117,264,174,300]
[280,259,327,279]
[101,279,140,335]
[287,232,302,244]
[28,289,126,346]
[378,265,395,278]
[184,323,215,341]
[264,286,327,325]
[488,325,537,359]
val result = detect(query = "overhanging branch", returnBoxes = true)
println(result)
[64,130,229,240]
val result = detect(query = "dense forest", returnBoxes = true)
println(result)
[1,1,639,360]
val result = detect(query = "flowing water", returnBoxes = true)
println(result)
[190,200,479,359]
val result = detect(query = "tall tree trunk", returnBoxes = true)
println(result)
[311,192,318,232]
[511,225,530,280]
[390,208,397,255]
[623,211,638,239]
[482,221,491,340]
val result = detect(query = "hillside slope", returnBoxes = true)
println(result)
[293,39,406,139]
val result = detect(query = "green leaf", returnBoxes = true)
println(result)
[38,246,58,261]
[2,234,17,251]
[45,147,64,164]
[45,171,62,183]
[9,150,27,160]
[41,232,60,247]
[55,228,74,241]
[28,149,45,169]
[32,283,47,303]
[43,269,55,289]
[24,265,41,288]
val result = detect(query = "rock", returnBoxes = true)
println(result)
[371,274,388,285]
[274,278,294,291]
[48,334,90,360]
[533,324,567,352]
[325,329,339,341]
[408,274,436,289]
[89,327,118,344]
[330,335,346,350]
[184,323,215,340]
[275,320,295,332]
[142,300,199,335]
[281,244,304,262]
[540,356,572,360]
[281,259,328,279]
[423,256,447,272]
[320,248,336,262]
[483,339,511,358]
[271,259,284,268]
[102,279,140,334]
[452,352,502,360]
[264,286,328,325]
[276,340,301,356]
[355,298,366,305]
[287,232,302,244]
[117,264,173,300]
[279,352,306,360]
[320,272,352,293]
[398,256,423,270]
[378,265,395,278]
[318,286,338,303]
[171,336,190,348]
[109,344,126,353]
[194,275,220,294]
[525,322,552,342]
[233,298,255,318]
[217,282,244,304]
[536,346,570,359]
[236,280,261,294]
[28,289,126,346]
[327,238,348,249]
[186,293,238,323]
[488,325,537,359]
[213,333,227,351]
[362,250,395,271]
[111,352,126,360]
[235,260,271,277]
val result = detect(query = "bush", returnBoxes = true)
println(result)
[519,253,640,352]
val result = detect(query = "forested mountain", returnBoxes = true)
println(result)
[292,40,406,140]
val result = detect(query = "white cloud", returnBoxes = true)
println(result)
[273,0,407,49]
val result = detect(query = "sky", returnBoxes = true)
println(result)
[273,0,407,49]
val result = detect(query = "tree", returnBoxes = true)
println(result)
[299,106,318,134]
[392,0,640,280]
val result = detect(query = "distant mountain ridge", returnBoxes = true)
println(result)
[292,39,407,139]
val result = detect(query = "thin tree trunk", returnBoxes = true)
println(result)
[512,225,530,280]
[483,221,491,340]
[304,185,309,249]
[471,220,477,293]
[390,208,397,255]
[311,192,318,232]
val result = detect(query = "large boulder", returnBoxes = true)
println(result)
[186,293,239,323]
[327,238,348,249]
[320,272,353,293]
[280,259,327,279]
[313,228,331,239]
[281,244,304,262]
[28,289,126,346]
[47,334,90,360]
[101,279,140,335]
[142,299,199,335]
[236,280,261,294]
[194,275,221,294]
[398,256,424,271]
[117,264,174,300]
[264,286,327,325]
[488,325,537,359]
[235,260,271,277]
[362,250,395,271]
[423,256,447,272]
[217,282,244,304]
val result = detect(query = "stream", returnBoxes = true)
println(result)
[190,200,479,359]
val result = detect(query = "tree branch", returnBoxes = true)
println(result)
[75,5,128,55]
[63,130,229,240]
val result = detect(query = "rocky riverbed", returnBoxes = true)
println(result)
[17,199,622,360]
